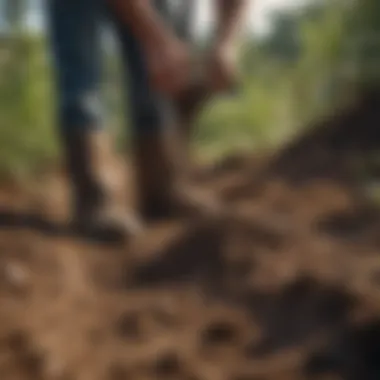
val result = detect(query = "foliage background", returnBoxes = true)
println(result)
[0,0,377,181]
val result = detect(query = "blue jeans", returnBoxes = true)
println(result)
[46,0,193,134]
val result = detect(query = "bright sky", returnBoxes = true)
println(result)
[23,0,313,36]
[195,0,312,36]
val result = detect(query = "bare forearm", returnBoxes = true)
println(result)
[107,0,191,95]
[108,0,174,48]
[215,0,249,47]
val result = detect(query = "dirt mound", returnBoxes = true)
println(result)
[1,94,380,380]
[267,88,380,184]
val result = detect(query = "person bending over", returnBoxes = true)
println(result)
[47,0,248,241]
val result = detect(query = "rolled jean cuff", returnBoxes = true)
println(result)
[58,92,105,131]
[128,92,174,135]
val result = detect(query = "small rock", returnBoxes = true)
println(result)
[153,351,182,377]
[201,321,238,346]
[4,262,30,295]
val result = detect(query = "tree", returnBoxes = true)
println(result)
[344,0,380,83]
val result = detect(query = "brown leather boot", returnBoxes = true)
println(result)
[132,129,220,222]
[61,129,141,242]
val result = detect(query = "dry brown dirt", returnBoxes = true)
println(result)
[0,91,380,380]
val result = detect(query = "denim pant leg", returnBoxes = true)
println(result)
[46,0,105,132]
[110,0,195,136]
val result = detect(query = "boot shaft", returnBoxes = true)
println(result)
[60,129,113,216]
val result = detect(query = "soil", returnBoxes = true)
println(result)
[0,90,380,380]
